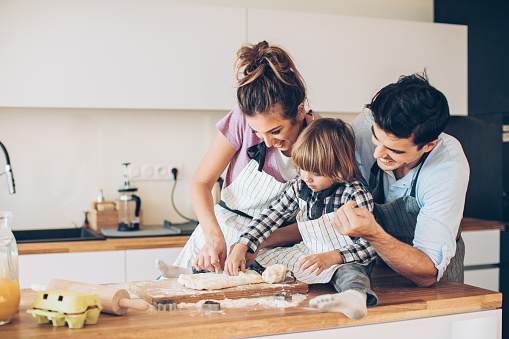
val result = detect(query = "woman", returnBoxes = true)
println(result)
[170,41,318,274]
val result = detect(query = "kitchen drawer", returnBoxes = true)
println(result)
[125,248,182,282]
[463,230,500,266]
[464,268,499,292]
[19,251,125,288]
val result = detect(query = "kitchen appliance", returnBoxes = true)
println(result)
[101,162,181,238]
[117,162,142,232]
[444,115,505,221]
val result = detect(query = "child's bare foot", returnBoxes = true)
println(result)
[156,259,192,278]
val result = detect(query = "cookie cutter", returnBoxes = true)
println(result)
[202,300,221,311]
[283,271,296,283]
[274,292,292,301]
[155,299,177,312]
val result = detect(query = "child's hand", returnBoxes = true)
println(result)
[225,243,249,276]
[299,250,343,276]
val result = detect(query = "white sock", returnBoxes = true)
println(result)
[309,290,368,320]
[155,259,191,278]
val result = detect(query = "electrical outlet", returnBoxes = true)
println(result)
[141,164,155,180]
[155,164,171,180]
[128,164,141,180]
[130,163,178,181]
[155,164,167,179]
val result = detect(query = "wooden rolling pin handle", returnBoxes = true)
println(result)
[119,298,150,311]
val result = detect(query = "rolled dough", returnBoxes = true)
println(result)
[177,270,264,290]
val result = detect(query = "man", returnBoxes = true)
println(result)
[335,74,469,287]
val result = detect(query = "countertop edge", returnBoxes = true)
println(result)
[18,236,190,255]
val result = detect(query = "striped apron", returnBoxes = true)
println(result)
[174,143,289,268]
[369,154,465,282]
[256,198,357,284]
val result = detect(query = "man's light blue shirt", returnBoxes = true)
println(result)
[353,109,470,281]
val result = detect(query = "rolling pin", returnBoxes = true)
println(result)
[47,279,150,315]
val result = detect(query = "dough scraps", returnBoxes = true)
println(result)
[262,264,287,284]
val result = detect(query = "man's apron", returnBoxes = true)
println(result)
[174,143,289,268]
[255,197,360,284]
[368,154,465,282]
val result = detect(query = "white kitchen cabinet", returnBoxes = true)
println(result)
[462,230,500,291]
[248,9,467,115]
[463,230,500,266]
[263,310,501,339]
[0,3,467,113]
[465,268,499,292]
[0,1,244,109]
[125,247,182,282]
[18,250,126,288]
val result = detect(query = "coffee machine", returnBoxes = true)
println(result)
[117,162,141,232]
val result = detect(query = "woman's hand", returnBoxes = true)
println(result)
[224,243,249,276]
[190,132,236,273]
[299,250,343,276]
[194,231,227,273]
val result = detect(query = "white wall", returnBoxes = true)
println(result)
[185,0,434,22]
[0,108,224,228]
[0,0,433,229]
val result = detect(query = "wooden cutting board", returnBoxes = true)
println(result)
[129,278,309,304]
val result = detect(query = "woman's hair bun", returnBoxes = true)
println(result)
[236,40,293,87]
[235,41,306,120]
[244,40,269,73]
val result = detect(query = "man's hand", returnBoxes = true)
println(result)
[224,243,249,276]
[194,232,227,273]
[333,201,384,241]
[299,251,343,276]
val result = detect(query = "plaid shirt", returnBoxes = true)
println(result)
[237,178,377,265]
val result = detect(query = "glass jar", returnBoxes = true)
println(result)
[0,211,20,325]
[117,191,141,232]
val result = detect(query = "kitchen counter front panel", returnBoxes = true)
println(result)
[4,282,502,339]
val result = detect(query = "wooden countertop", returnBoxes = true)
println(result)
[18,217,505,255]
[460,217,505,232]
[18,235,190,255]
[4,280,502,339]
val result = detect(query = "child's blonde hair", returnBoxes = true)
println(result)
[292,118,361,182]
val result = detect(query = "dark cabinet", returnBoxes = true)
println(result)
[435,0,509,115]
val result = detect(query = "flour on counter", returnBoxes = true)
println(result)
[177,294,307,310]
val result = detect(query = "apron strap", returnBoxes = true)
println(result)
[218,200,253,219]
[218,200,295,227]
[247,142,267,172]
[246,112,313,173]
[368,150,432,202]
[368,162,386,204]
[409,151,431,197]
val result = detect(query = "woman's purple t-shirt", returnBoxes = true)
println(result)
[216,106,317,187]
